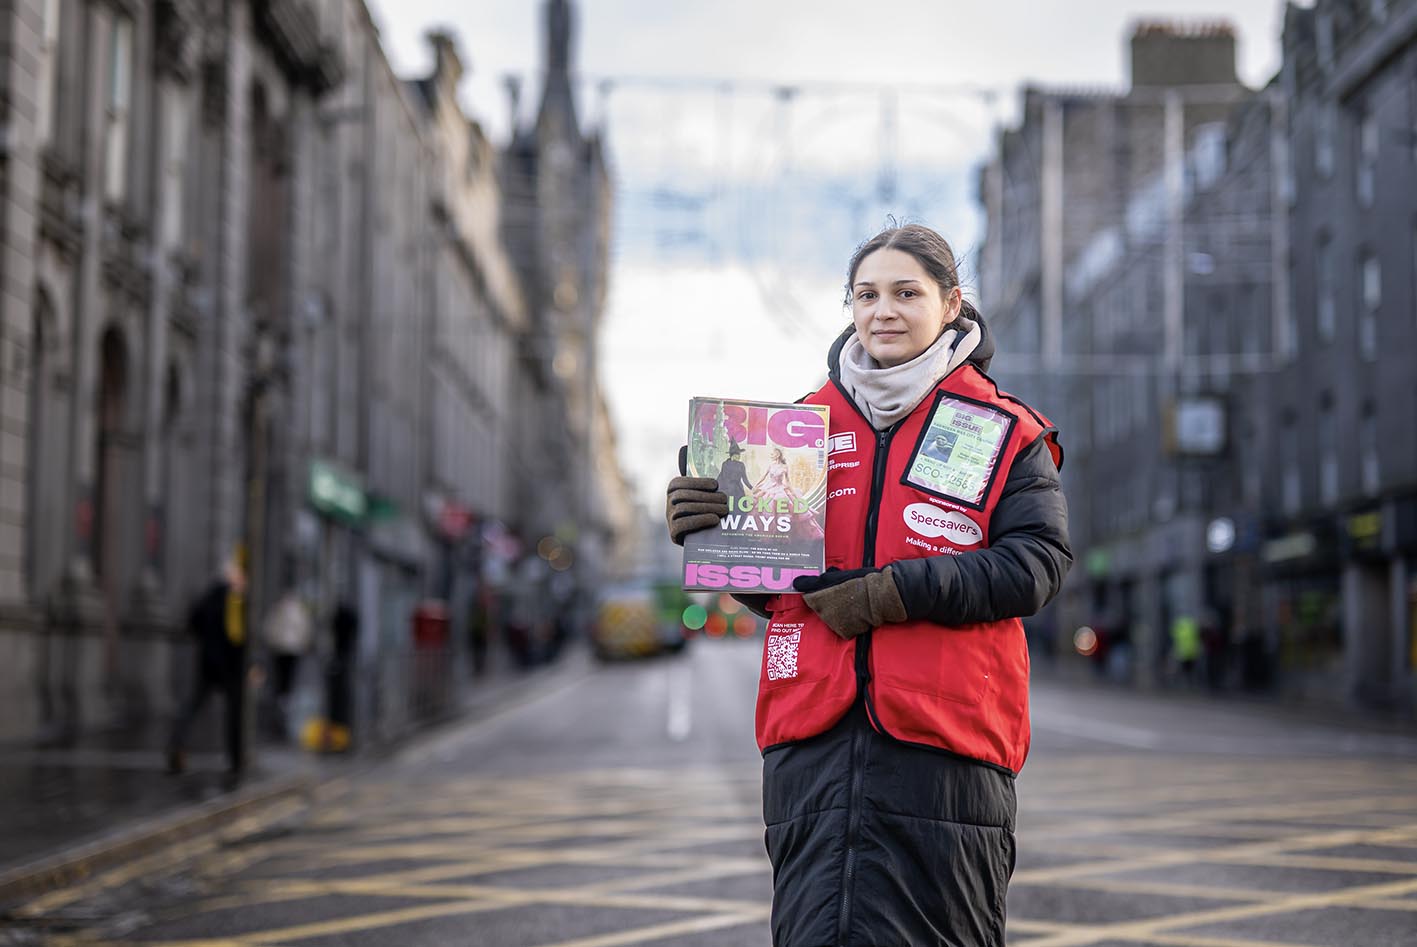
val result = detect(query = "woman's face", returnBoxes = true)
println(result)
[851,248,962,368]
[772,448,785,463]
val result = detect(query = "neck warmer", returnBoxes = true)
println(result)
[837,318,982,430]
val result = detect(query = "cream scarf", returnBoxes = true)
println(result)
[837,319,982,430]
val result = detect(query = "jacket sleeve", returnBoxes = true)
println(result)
[889,433,1072,625]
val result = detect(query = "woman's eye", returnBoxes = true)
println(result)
[857,291,875,301]
[899,290,916,299]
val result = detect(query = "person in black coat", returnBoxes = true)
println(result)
[168,550,249,781]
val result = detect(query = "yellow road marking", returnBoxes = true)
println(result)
[1014,877,1417,947]
[14,797,307,917]
[20,756,1417,947]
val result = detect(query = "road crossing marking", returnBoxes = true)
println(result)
[14,756,1417,947]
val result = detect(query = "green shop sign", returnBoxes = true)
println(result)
[309,460,367,524]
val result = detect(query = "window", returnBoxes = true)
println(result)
[1315,107,1335,179]
[1359,251,1381,361]
[36,0,61,146]
[1411,72,1417,164]
[103,18,133,202]
[1357,107,1378,207]
[1243,422,1262,506]
[1360,403,1379,496]
[161,95,188,243]
[1240,283,1261,360]
[1316,237,1335,341]
[1316,11,1334,72]
[1282,413,1301,516]
[1318,395,1337,506]
[1280,135,1297,206]
[1281,251,1299,360]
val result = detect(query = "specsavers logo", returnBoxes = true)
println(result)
[903,503,982,546]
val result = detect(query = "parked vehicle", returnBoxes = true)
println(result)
[591,581,691,661]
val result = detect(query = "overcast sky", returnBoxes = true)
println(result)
[365,0,1288,515]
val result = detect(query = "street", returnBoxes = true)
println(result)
[6,641,1417,947]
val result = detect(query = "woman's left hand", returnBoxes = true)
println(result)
[793,567,907,639]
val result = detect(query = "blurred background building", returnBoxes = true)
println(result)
[0,0,631,745]
[980,6,1417,709]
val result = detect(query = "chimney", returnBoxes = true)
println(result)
[426,30,465,90]
[1129,20,1238,89]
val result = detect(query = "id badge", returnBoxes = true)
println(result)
[902,391,1015,510]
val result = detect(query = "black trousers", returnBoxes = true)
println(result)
[763,701,1017,947]
[170,664,245,774]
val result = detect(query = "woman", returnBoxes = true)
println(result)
[751,447,797,504]
[752,447,824,542]
[666,224,1071,946]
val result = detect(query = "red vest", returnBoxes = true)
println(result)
[755,365,1061,774]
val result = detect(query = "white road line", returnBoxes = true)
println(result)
[667,662,692,742]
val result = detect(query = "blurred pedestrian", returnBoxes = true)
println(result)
[168,546,249,783]
[665,224,1071,946]
[327,600,358,735]
[468,587,491,677]
[261,586,313,738]
[1170,613,1201,686]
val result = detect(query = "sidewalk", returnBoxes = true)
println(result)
[0,645,592,906]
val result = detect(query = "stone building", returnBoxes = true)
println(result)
[1053,89,1280,683]
[500,0,618,597]
[1,0,349,742]
[0,0,626,745]
[979,10,1417,710]
[976,21,1250,660]
[1266,0,1417,706]
[409,32,529,649]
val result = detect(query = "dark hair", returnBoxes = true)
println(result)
[844,223,980,327]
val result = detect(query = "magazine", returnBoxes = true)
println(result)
[682,397,830,594]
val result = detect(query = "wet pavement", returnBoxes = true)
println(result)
[0,727,307,878]
[0,652,580,886]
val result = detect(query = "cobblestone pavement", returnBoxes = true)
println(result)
[5,642,1417,947]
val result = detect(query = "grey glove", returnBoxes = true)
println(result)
[666,476,729,545]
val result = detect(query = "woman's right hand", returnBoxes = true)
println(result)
[665,476,728,545]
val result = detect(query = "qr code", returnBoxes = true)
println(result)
[766,629,801,681]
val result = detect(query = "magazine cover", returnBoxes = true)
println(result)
[682,398,830,593]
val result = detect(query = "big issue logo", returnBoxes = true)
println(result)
[695,404,825,449]
[903,503,982,546]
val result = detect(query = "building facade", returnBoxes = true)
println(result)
[1267,0,1417,706]
[500,0,618,606]
[978,10,1417,709]
[977,22,1250,667]
[0,0,626,745]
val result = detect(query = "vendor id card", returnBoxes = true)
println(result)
[903,392,1015,510]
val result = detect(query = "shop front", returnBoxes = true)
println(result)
[1260,519,1343,701]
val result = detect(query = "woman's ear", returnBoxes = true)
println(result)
[940,287,963,328]
[946,287,963,321]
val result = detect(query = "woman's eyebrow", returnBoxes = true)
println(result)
[854,278,922,287]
